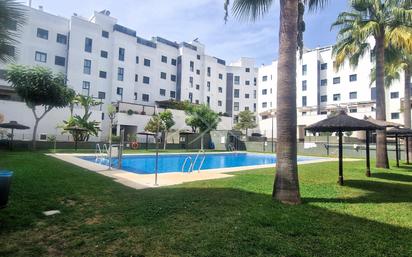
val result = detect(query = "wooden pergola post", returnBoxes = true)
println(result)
[338,130,344,186]
[366,130,371,177]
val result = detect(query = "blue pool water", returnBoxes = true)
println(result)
[80,153,321,174]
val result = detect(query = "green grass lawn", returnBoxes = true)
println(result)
[0,152,411,257]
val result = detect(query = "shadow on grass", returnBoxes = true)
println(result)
[372,172,412,183]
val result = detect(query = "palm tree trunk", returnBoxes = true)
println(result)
[375,33,389,168]
[404,66,412,159]
[273,0,301,204]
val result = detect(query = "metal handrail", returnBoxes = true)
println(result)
[197,153,206,172]
[190,149,205,172]
[182,156,192,172]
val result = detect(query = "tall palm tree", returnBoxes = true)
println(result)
[332,0,412,169]
[224,0,329,204]
[0,0,25,63]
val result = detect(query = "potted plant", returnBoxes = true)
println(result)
[0,171,13,208]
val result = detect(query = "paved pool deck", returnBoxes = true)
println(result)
[48,153,358,190]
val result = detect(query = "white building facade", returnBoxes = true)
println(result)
[0,6,258,141]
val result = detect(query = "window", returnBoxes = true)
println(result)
[302,96,307,107]
[142,94,149,102]
[37,28,48,39]
[349,92,357,99]
[98,91,106,99]
[171,58,177,66]
[333,77,341,84]
[116,87,123,95]
[302,80,307,91]
[245,80,250,86]
[161,55,167,63]
[349,74,357,82]
[219,73,223,80]
[160,89,166,96]
[170,91,176,98]
[84,37,93,53]
[135,74,138,82]
[253,103,256,112]
[102,30,109,38]
[245,94,250,99]
[302,112,307,116]
[99,71,107,78]
[56,34,67,44]
[349,108,357,113]
[390,92,399,99]
[207,67,211,77]
[118,48,125,61]
[189,92,193,103]
[218,100,222,106]
[320,95,327,102]
[254,90,257,99]
[320,63,328,70]
[35,51,47,63]
[254,78,257,86]
[370,87,376,100]
[207,96,210,106]
[320,79,328,86]
[54,56,65,66]
[246,67,250,72]
[262,76,268,82]
[160,72,167,79]
[302,65,307,75]
[234,89,240,98]
[320,111,327,115]
[82,81,90,96]
[117,67,124,81]
[262,89,267,95]
[171,74,176,82]
[234,76,240,85]
[196,69,200,75]
[190,61,194,72]
[197,54,201,60]
[143,76,150,84]
[234,102,239,111]
[83,59,91,74]
[101,50,108,58]
[207,81,211,92]
[333,94,341,101]
[218,87,223,93]
[262,102,267,108]
[189,77,193,87]
[144,58,151,67]
[196,84,200,90]
[134,92,138,100]
[391,112,400,119]
[136,56,139,64]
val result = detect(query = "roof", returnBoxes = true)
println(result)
[387,127,412,136]
[364,116,402,128]
[305,111,383,132]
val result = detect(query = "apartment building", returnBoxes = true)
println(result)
[0,6,258,140]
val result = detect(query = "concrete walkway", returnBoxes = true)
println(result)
[49,153,344,190]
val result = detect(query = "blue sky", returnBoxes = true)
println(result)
[28,0,349,65]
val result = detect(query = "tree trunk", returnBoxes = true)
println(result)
[375,33,389,169]
[200,134,204,150]
[32,118,40,150]
[404,66,412,160]
[273,0,301,204]
[163,131,167,150]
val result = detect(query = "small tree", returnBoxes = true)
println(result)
[235,110,257,137]
[6,65,75,149]
[185,104,221,150]
[159,110,175,150]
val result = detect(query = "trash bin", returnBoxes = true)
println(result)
[0,171,13,208]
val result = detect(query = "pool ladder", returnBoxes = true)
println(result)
[182,150,206,173]
[95,144,109,164]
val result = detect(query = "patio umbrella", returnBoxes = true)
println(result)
[64,125,88,151]
[0,121,30,150]
[306,111,382,185]
[386,128,412,167]
[137,131,156,150]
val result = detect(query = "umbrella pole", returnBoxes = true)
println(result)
[338,131,343,186]
[366,131,371,177]
[395,134,399,168]
[406,137,410,164]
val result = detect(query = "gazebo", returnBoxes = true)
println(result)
[306,111,382,185]
[386,127,412,167]
[364,116,402,128]
[0,121,30,150]
[137,131,156,150]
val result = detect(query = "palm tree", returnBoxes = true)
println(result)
[332,0,412,169]
[224,0,329,204]
[0,0,25,63]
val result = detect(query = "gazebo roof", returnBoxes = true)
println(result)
[306,111,383,133]
[387,127,412,136]
[364,116,402,128]
[0,121,30,130]
[137,131,156,136]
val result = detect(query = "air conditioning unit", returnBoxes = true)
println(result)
[39,133,47,141]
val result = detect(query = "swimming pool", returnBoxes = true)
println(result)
[80,153,321,174]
